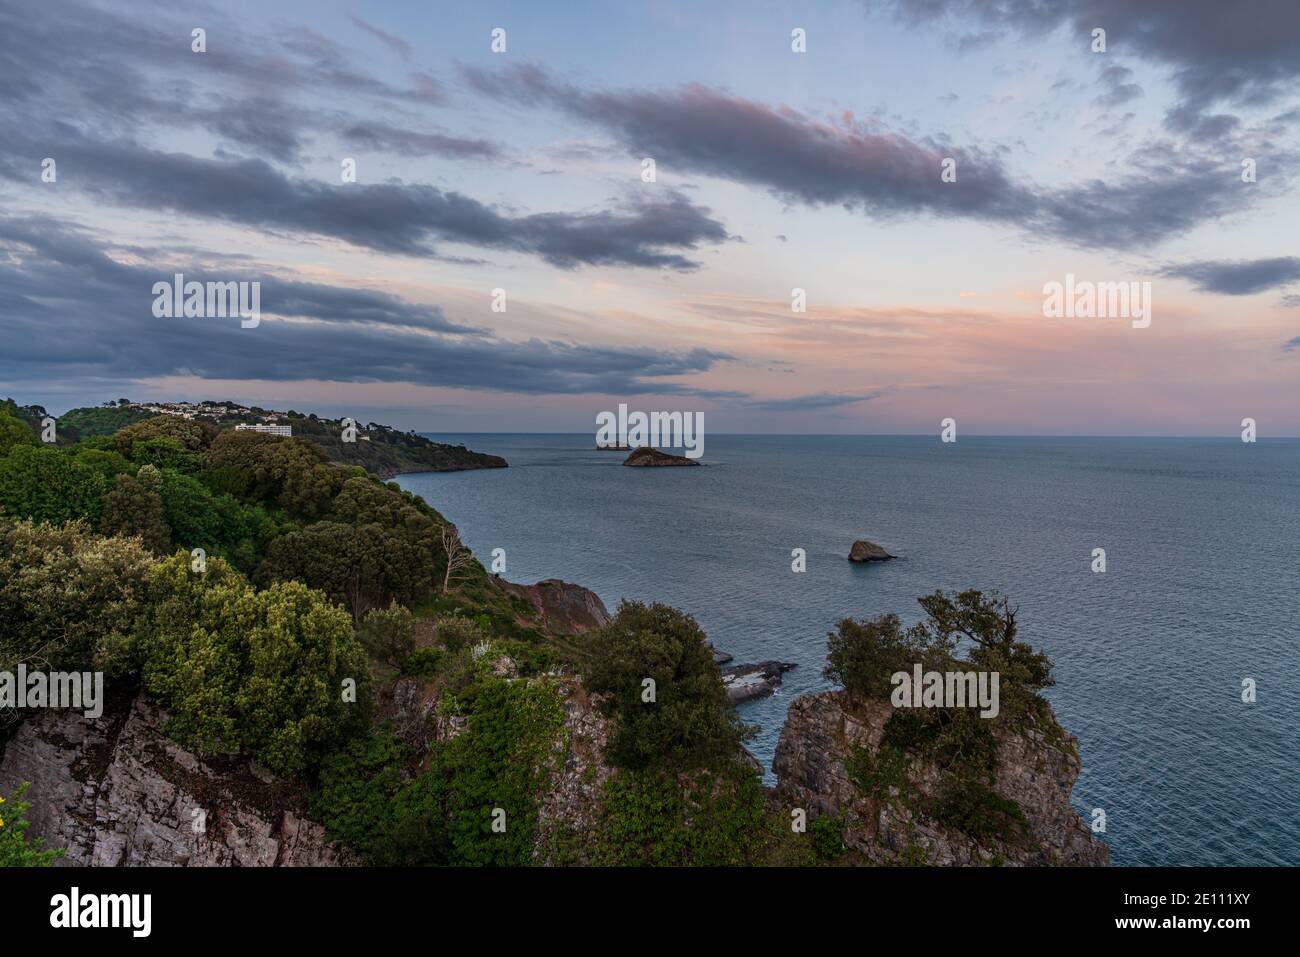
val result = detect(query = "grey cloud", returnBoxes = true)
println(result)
[340,123,502,160]
[0,0,487,165]
[350,16,413,60]
[0,126,727,270]
[0,218,740,397]
[871,0,1300,111]
[743,392,882,412]
[465,64,1268,250]
[1095,65,1143,107]
[1159,258,1300,295]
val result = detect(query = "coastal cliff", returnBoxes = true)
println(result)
[773,691,1108,866]
[0,694,353,866]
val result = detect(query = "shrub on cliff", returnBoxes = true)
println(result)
[590,764,766,866]
[0,519,153,675]
[829,590,1057,849]
[580,601,754,772]
[135,552,370,777]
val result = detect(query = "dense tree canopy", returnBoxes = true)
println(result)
[581,601,754,772]
[136,553,369,776]
[0,446,107,527]
[0,518,154,675]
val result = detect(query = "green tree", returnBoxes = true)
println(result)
[0,519,153,674]
[100,473,171,554]
[137,553,369,777]
[0,411,36,458]
[259,521,433,620]
[129,436,201,473]
[580,601,754,772]
[113,416,215,458]
[0,446,107,527]
[356,601,416,670]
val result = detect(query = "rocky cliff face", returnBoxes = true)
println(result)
[500,578,612,635]
[0,694,353,866]
[773,691,1109,866]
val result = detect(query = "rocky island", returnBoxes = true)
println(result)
[622,446,700,467]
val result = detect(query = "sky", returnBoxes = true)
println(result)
[1,0,1298,435]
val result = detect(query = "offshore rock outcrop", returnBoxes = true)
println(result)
[772,691,1109,866]
[721,660,797,705]
[0,694,352,866]
[622,447,700,467]
[848,539,896,562]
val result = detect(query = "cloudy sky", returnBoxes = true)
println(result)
[1,0,1298,434]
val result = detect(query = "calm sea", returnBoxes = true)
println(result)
[398,434,1300,867]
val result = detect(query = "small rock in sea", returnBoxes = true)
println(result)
[622,447,700,467]
[848,539,896,562]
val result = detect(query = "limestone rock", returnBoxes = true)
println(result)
[0,694,354,867]
[772,691,1109,866]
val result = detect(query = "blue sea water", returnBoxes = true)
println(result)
[397,434,1300,867]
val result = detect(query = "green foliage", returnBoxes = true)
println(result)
[579,601,754,772]
[0,446,107,527]
[824,612,950,699]
[202,431,342,520]
[435,614,490,653]
[403,647,444,678]
[0,412,37,458]
[927,779,1030,847]
[113,416,215,458]
[312,729,409,862]
[129,436,201,473]
[320,671,565,865]
[810,815,847,861]
[0,519,153,674]
[258,520,436,620]
[423,675,565,866]
[357,601,416,670]
[590,765,765,866]
[0,784,64,867]
[136,553,369,777]
[70,447,134,483]
[55,405,150,439]
[846,741,909,796]
[100,474,171,554]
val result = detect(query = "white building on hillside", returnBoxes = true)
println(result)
[235,423,292,437]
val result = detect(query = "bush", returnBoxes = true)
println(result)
[357,602,415,670]
[810,815,847,861]
[0,519,153,675]
[580,601,754,772]
[0,412,36,458]
[435,615,489,653]
[590,765,766,866]
[136,553,370,777]
[313,730,408,862]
